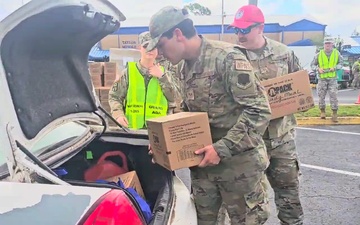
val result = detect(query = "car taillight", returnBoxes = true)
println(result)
[80,189,146,225]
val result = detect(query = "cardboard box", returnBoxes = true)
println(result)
[89,62,104,76]
[109,48,141,72]
[104,62,118,74]
[106,171,145,199]
[98,87,111,102]
[104,73,118,87]
[146,112,212,171]
[90,75,102,88]
[261,70,315,119]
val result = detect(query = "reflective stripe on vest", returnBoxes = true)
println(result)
[318,49,339,79]
[125,62,168,129]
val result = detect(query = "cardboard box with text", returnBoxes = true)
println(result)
[146,112,212,171]
[261,70,315,119]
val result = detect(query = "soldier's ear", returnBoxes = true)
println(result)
[257,24,264,34]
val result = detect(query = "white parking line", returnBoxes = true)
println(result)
[302,163,360,177]
[296,127,360,135]
[297,127,360,177]
[338,89,354,92]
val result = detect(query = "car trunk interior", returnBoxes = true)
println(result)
[0,3,173,223]
[49,131,174,224]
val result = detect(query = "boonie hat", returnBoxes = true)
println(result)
[146,6,190,52]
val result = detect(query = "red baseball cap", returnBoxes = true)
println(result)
[228,5,265,29]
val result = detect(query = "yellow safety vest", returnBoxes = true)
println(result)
[318,49,339,79]
[354,61,360,72]
[125,62,168,129]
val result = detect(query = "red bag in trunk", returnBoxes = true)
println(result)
[84,151,129,182]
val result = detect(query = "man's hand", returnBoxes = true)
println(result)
[318,68,324,74]
[329,68,335,72]
[148,144,156,164]
[149,64,164,78]
[195,145,221,168]
[116,116,129,128]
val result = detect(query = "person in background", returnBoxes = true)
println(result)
[227,5,304,225]
[147,6,272,225]
[351,57,360,89]
[156,55,182,112]
[311,37,343,122]
[108,31,177,129]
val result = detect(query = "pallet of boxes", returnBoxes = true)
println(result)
[89,61,119,127]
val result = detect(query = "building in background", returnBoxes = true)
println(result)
[90,14,326,61]
[341,36,360,63]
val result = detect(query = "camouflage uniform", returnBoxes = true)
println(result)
[108,32,177,122]
[245,37,304,225]
[310,48,343,119]
[156,56,182,112]
[146,6,272,225]
[351,59,360,89]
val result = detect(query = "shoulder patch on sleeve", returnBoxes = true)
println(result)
[112,81,119,92]
[237,73,252,89]
[235,60,252,71]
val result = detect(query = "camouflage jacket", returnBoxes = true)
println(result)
[177,37,271,180]
[157,57,178,76]
[352,61,360,73]
[245,37,301,139]
[156,57,182,110]
[108,61,177,119]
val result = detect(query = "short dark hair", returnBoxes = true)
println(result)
[161,18,197,39]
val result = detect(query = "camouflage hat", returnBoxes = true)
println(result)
[324,37,334,44]
[146,6,190,52]
[138,31,151,47]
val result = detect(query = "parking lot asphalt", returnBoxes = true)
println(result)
[175,125,360,225]
[312,88,359,104]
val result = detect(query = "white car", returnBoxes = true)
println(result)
[0,0,196,224]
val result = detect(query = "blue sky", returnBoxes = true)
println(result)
[180,0,358,36]
[262,0,304,15]
[183,0,304,15]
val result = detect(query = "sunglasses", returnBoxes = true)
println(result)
[234,23,260,35]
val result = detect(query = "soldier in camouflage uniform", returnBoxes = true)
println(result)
[311,37,343,122]
[156,55,182,112]
[146,6,272,225]
[108,31,177,128]
[351,57,360,89]
[228,5,304,225]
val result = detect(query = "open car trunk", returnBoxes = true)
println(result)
[46,131,174,225]
[0,2,175,224]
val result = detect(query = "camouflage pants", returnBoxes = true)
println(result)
[316,78,338,110]
[191,172,270,225]
[351,73,360,88]
[264,130,304,225]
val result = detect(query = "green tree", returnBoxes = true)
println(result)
[310,36,324,47]
[184,3,211,16]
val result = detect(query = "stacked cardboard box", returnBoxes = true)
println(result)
[103,62,118,87]
[89,62,103,87]
[98,87,117,127]
[98,87,111,112]
[88,61,119,88]
[88,62,119,127]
